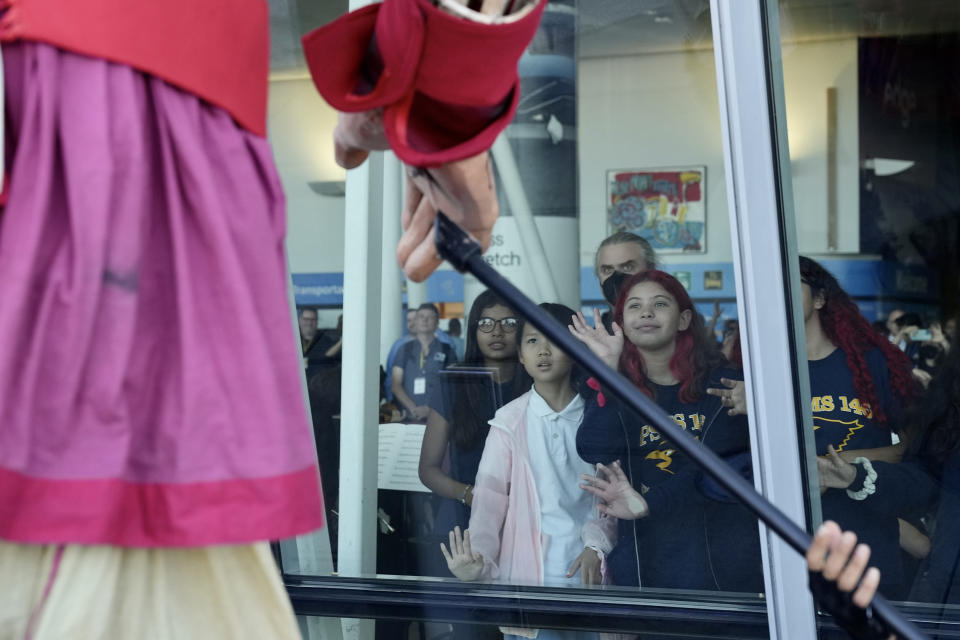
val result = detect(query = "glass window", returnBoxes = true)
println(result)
[772,0,960,632]
[270,0,773,636]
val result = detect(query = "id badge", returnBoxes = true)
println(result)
[413,377,426,395]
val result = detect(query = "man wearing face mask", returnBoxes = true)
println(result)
[594,232,659,334]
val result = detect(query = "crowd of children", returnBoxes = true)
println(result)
[418,257,960,639]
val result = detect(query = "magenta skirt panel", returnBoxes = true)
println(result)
[0,42,323,546]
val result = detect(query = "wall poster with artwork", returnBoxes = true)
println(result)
[606,167,706,253]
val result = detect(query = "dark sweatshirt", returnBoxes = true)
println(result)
[809,347,936,593]
[576,367,762,592]
[909,449,960,604]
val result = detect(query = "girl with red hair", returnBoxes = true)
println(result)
[570,270,761,591]
[800,256,930,596]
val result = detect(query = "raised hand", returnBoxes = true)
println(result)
[568,308,624,370]
[440,527,485,582]
[706,377,747,416]
[581,461,648,520]
[818,445,857,491]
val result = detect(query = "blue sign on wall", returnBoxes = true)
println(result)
[292,273,344,306]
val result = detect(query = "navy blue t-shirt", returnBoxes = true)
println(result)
[809,347,905,590]
[577,367,762,592]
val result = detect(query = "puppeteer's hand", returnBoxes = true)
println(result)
[440,527,485,582]
[333,110,390,170]
[332,111,498,283]
[396,153,497,282]
[567,547,601,586]
[581,461,648,520]
[568,309,623,370]
[706,378,747,416]
[806,521,894,640]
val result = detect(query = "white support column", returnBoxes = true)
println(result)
[381,154,404,366]
[490,135,560,303]
[338,148,384,640]
[406,279,429,309]
[710,1,817,638]
[335,2,384,636]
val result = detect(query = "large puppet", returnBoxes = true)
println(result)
[0,2,322,638]
[303,0,546,281]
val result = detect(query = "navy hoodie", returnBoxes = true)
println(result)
[576,367,763,592]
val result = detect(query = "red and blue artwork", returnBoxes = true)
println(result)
[607,167,706,253]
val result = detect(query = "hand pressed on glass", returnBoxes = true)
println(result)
[440,526,484,582]
[580,461,648,520]
[568,308,623,370]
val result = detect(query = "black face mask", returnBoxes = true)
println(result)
[601,270,630,306]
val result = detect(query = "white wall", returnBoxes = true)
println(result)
[577,39,860,269]
[578,48,728,268]
[268,77,347,274]
[782,39,860,252]
[272,39,862,284]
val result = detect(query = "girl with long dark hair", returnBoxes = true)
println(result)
[418,290,530,535]
[571,270,761,591]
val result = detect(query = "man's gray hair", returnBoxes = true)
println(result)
[594,231,658,275]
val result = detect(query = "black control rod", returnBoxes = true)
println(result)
[434,211,925,640]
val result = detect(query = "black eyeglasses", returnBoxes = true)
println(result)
[477,317,519,333]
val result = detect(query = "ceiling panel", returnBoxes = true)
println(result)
[269,0,960,70]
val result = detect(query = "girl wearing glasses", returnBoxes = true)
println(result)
[419,290,530,541]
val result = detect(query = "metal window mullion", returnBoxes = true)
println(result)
[709,1,817,639]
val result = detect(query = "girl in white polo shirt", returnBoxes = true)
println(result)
[441,303,614,640]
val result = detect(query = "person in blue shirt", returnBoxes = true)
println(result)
[391,303,458,422]
[384,308,457,402]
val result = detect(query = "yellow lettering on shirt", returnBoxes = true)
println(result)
[645,449,675,474]
[689,413,704,432]
[812,394,873,418]
[640,424,661,446]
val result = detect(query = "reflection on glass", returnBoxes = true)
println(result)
[776,0,960,625]
[574,271,762,592]
[273,0,766,636]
